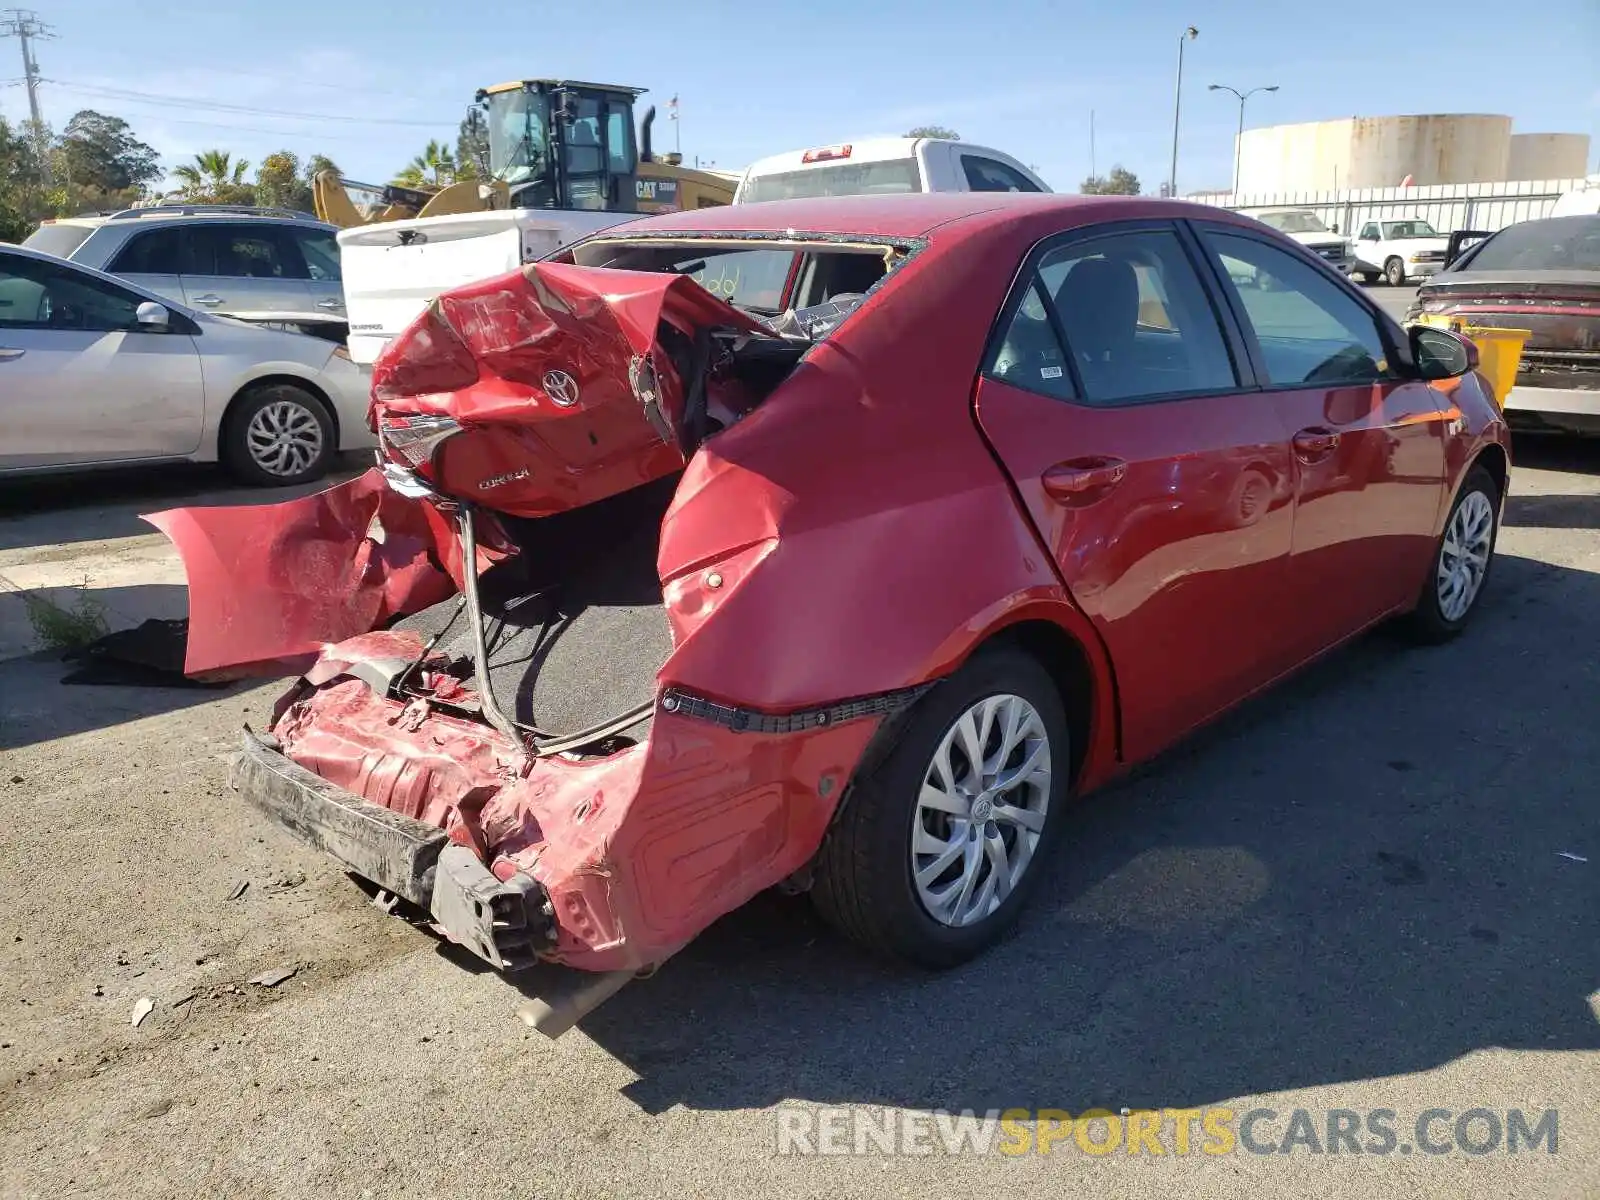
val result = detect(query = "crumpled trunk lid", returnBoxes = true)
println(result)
[368,261,782,518]
[151,261,794,679]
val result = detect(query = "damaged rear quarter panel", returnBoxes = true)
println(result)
[653,219,1118,770]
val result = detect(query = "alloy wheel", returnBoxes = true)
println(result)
[1437,489,1494,622]
[245,398,325,478]
[911,693,1053,928]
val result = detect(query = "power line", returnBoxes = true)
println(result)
[47,78,449,127]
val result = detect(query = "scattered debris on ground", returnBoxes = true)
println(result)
[130,998,155,1028]
[247,965,299,988]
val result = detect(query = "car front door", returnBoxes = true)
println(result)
[973,221,1301,762]
[1192,224,1450,656]
[0,254,205,469]
[179,222,313,319]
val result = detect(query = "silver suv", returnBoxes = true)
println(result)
[23,205,346,336]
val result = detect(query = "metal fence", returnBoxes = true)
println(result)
[1189,177,1585,235]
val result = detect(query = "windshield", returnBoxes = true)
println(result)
[484,90,550,188]
[741,158,923,203]
[1458,216,1600,271]
[1383,220,1440,239]
[1258,211,1328,234]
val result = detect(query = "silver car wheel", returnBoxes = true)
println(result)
[911,692,1052,928]
[1437,489,1494,622]
[245,398,324,478]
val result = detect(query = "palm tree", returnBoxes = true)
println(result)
[394,140,457,187]
[173,149,250,196]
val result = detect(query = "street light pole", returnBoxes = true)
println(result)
[1208,83,1279,196]
[1169,26,1198,198]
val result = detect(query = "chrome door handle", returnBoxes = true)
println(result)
[315,298,344,310]
[0,347,24,361]
[192,294,224,305]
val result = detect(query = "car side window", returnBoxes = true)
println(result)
[185,224,307,280]
[294,229,342,282]
[1200,230,1395,387]
[961,156,1041,193]
[986,281,1077,401]
[107,227,186,275]
[1361,223,1379,240]
[0,256,144,332]
[1025,229,1238,405]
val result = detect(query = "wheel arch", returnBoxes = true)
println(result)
[1470,441,1509,503]
[219,372,342,451]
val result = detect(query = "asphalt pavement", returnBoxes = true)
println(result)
[1,293,1596,1198]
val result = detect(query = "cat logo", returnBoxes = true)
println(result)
[636,178,680,205]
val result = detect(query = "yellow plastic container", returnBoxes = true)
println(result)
[1461,325,1531,409]
[1408,314,1531,408]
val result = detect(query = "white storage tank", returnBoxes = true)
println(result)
[1507,133,1592,181]
[1235,113,1515,194]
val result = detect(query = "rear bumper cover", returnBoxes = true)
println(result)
[231,727,554,971]
[1502,383,1600,417]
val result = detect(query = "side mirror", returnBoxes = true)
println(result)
[1410,325,1478,380]
[135,301,170,330]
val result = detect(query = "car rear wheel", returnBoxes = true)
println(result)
[1402,464,1499,643]
[810,647,1070,968]
[1384,256,1407,287]
[1356,269,1380,284]
[222,383,335,487]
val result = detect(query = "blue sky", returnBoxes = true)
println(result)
[5,0,1598,195]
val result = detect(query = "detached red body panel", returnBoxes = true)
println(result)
[149,194,1513,978]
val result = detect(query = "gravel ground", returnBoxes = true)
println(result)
[0,429,1596,1199]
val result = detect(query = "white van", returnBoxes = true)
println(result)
[733,138,1050,204]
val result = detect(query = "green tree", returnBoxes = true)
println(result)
[905,125,960,140]
[0,116,50,241]
[456,111,489,180]
[394,139,458,187]
[255,150,315,212]
[1080,165,1141,195]
[54,110,161,194]
[173,150,255,204]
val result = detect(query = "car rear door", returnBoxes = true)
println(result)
[1189,222,1450,656]
[972,220,1301,762]
[178,222,314,319]
[286,225,346,322]
[0,253,204,468]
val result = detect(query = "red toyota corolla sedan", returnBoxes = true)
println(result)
[151,193,1511,1028]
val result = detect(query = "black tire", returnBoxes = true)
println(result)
[221,382,336,487]
[1384,256,1407,287]
[1401,464,1500,644]
[810,647,1072,968]
[1357,269,1380,285]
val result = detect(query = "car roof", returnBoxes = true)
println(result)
[38,207,333,232]
[594,192,1241,241]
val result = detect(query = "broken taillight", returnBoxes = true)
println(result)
[378,413,464,468]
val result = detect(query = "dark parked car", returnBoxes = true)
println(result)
[1407,214,1600,435]
[151,193,1512,1032]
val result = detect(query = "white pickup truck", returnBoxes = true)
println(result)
[1350,217,1453,286]
[733,138,1051,203]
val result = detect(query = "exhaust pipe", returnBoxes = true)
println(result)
[518,969,639,1039]
[639,105,656,163]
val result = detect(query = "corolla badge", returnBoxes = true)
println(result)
[542,369,580,407]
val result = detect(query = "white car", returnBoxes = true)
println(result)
[0,243,375,486]
[1351,218,1452,286]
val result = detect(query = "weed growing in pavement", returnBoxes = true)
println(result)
[0,573,111,651]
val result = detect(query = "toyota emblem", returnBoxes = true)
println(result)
[542,369,580,408]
